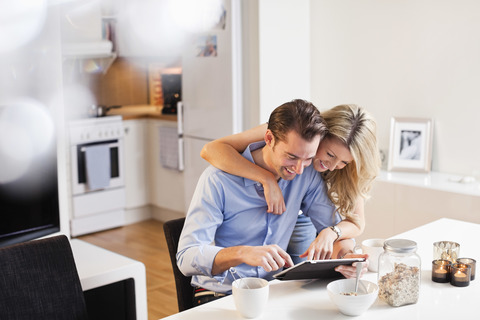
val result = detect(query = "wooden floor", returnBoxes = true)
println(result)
[77,219,178,320]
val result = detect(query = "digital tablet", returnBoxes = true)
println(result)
[273,258,365,281]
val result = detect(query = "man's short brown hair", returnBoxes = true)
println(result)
[267,99,328,145]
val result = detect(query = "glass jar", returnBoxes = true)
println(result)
[377,239,421,307]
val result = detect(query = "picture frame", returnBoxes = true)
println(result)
[388,117,434,172]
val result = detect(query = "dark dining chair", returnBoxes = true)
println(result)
[163,217,195,312]
[0,235,89,320]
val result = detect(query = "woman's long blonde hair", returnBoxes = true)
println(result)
[321,104,381,220]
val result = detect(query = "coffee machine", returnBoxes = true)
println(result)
[161,73,181,115]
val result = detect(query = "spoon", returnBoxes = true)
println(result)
[229,267,251,289]
[354,262,362,293]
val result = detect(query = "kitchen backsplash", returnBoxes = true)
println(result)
[92,57,149,106]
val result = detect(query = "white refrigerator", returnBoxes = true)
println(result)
[180,0,244,211]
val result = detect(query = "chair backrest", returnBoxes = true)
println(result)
[163,217,194,312]
[0,235,88,320]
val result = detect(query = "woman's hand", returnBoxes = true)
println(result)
[335,253,369,279]
[299,227,338,260]
[263,178,286,215]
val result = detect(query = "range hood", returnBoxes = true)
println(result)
[62,40,116,74]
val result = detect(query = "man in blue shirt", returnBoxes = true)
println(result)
[177,99,360,300]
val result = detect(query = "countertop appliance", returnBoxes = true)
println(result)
[68,115,126,236]
[181,0,244,211]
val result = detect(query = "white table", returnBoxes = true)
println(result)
[70,239,148,320]
[160,218,479,319]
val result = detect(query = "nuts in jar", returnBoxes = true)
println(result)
[378,262,420,307]
[377,239,421,307]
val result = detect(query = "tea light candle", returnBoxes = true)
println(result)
[457,258,476,280]
[432,260,451,283]
[433,241,460,262]
[450,263,471,287]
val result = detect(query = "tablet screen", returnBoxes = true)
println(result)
[273,258,365,280]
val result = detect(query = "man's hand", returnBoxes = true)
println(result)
[212,244,294,275]
[244,245,294,272]
[335,253,369,279]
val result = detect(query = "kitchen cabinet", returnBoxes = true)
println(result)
[123,118,185,223]
[60,1,116,74]
[359,171,480,243]
[123,119,149,210]
[147,119,185,215]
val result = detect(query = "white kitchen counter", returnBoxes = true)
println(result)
[378,170,480,197]
[160,218,479,319]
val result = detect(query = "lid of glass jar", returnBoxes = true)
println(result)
[384,239,417,253]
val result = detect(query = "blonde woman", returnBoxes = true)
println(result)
[201,104,381,274]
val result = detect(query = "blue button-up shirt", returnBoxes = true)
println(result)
[177,141,339,293]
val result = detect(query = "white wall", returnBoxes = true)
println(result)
[310,0,480,177]
[258,0,311,123]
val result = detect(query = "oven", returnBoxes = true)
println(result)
[68,116,126,236]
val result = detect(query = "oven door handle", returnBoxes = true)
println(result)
[80,142,119,152]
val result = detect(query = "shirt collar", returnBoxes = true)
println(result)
[241,141,266,187]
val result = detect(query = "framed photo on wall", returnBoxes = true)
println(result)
[388,117,434,172]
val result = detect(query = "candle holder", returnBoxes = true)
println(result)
[433,241,460,262]
[457,258,476,281]
[432,259,451,283]
[450,263,471,287]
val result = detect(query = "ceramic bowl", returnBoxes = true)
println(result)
[327,278,378,316]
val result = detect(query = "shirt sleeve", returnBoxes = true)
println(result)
[301,171,340,231]
[176,167,226,278]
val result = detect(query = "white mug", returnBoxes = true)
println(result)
[232,277,269,319]
[355,238,385,272]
